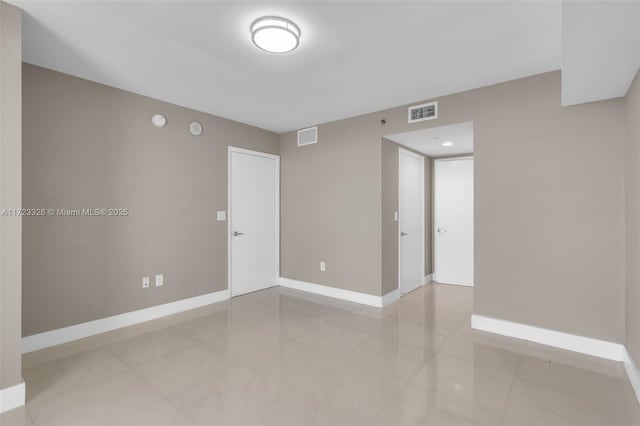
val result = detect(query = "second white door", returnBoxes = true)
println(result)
[399,148,424,295]
[434,157,474,286]
[229,147,279,297]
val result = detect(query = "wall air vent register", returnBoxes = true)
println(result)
[408,101,438,123]
[297,126,318,146]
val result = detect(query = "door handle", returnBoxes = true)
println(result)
[400,232,408,236]
[437,228,447,233]
[233,231,244,236]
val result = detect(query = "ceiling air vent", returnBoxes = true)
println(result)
[297,126,318,146]
[408,101,438,124]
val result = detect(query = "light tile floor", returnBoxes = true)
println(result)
[2,284,639,425]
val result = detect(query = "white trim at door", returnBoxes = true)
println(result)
[398,147,425,295]
[227,147,280,297]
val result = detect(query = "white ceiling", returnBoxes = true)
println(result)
[385,121,473,158]
[561,0,640,106]
[11,1,562,133]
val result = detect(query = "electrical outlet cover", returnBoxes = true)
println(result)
[155,274,163,286]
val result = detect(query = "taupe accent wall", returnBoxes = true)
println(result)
[279,117,383,296]
[280,71,626,343]
[22,64,279,336]
[424,157,433,279]
[21,62,632,347]
[381,139,399,296]
[626,69,640,366]
[0,1,22,390]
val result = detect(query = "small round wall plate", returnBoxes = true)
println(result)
[189,121,203,136]
[151,113,166,128]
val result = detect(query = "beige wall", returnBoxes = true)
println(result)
[280,117,383,296]
[280,71,626,343]
[424,156,433,277]
[626,69,640,365]
[22,64,279,336]
[0,1,22,390]
[21,63,631,347]
[380,139,399,295]
[469,73,624,343]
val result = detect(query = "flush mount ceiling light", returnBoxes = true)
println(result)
[441,141,454,147]
[251,16,300,53]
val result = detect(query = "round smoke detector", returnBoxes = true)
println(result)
[151,113,166,128]
[189,121,203,136]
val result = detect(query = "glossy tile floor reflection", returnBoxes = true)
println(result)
[3,284,639,425]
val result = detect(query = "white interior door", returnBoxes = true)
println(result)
[229,147,279,297]
[399,148,424,295]
[434,157,474,286]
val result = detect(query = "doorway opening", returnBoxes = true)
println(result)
[398,148,425,295]
[228,147,280,297]
[384,121,474,295]
[434,156,474,286]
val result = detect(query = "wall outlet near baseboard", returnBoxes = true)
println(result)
[155,274,163,287]
[142,277,150,288]
[320,262,326,272]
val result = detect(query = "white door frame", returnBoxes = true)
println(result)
[398,147,425,294]
[227,146,280,296]
[432,155,473,285]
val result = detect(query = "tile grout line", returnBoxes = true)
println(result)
[366,371,414,426]
[104,343,201,426]
[23,285,633,425]
[358,299,464,425]
[26,406,36,426]
[497,352,524,426]
[22,350,137,402]
[101,306,305,426]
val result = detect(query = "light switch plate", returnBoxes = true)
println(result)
[320,261,326,272]
[394,211,398,222]
[217,211,226,221]
[155,274,163,287]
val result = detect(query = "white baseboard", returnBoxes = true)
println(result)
[279,277,385,307]
[439,282,474,287]
[623,349,640,404]
[423,273,433,285]
[22,289,230,353]
[430,274,473,287]
[22,278,400,354]
[0,381,25,413]
[381,288,401,306]
[471,314,625,362]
